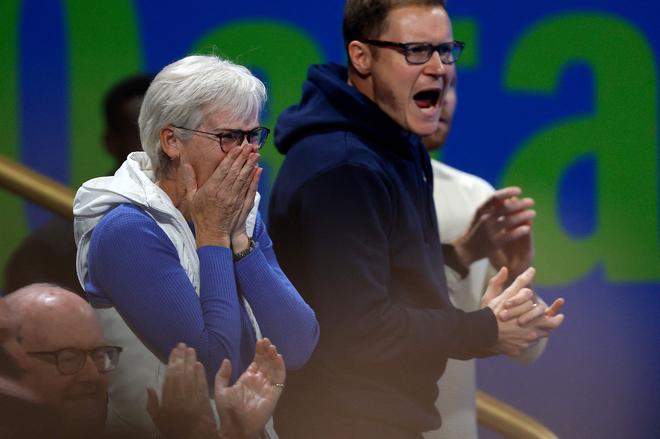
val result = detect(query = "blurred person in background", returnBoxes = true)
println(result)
[422,76,563,439]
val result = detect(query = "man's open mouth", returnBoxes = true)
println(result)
[413,89,441,109]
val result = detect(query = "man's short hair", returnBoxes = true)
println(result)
[343,0,446,49]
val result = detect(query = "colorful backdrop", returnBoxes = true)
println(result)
[1,1,658,437]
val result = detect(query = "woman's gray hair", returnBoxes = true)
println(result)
[138,55,267,178]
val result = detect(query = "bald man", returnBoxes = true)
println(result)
[3,285,286,439]
[5,284,117,439]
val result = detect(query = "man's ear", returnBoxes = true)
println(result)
[159,126,180,161]
[347,41,373,76]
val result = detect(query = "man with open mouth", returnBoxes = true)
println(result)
[268,1,563,438]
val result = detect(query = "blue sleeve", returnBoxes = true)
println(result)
[86,205,243,381]
[234,213,319,369]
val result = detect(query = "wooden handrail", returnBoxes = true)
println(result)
[0,155,74,220]
[477,390,558,439]
[0,154,558,439]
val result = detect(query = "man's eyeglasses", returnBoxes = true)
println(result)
[27,346,122,375]
[173,126,270,153]
[361,40,465,65]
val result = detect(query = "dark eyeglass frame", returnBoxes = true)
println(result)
[27,346,123,375]
[361,39,465,65]
[173,125,270,153]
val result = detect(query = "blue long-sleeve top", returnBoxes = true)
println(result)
[84,203,319,382]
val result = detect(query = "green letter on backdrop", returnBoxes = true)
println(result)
[64,1,143,186]
[502,13,659,285]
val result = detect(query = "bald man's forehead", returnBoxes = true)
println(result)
[7,285,91,315]
[5,286,103,351]
[21,311,103,351]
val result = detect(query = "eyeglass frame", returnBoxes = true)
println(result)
[360,39,465,65]
[173,125,270,153]
[27,346,123,375]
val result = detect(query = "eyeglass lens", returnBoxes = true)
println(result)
[406,43,462,64]
[220,128,269,151]
[57,347,119,374]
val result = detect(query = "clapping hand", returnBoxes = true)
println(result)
[146,344,217,439]
[481,267,565,357]
[454,187,535,278]
[148,339,285,439]
[216,338,285,439]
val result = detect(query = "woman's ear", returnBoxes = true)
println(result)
[347,40,373,76]
[159,126,180,161]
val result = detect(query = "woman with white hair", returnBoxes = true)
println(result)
[73,55,319,437]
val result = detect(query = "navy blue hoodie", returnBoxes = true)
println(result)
[268,63,497,435]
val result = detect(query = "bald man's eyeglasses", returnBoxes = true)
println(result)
[27,346,122,375]
[361,40,465,65]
